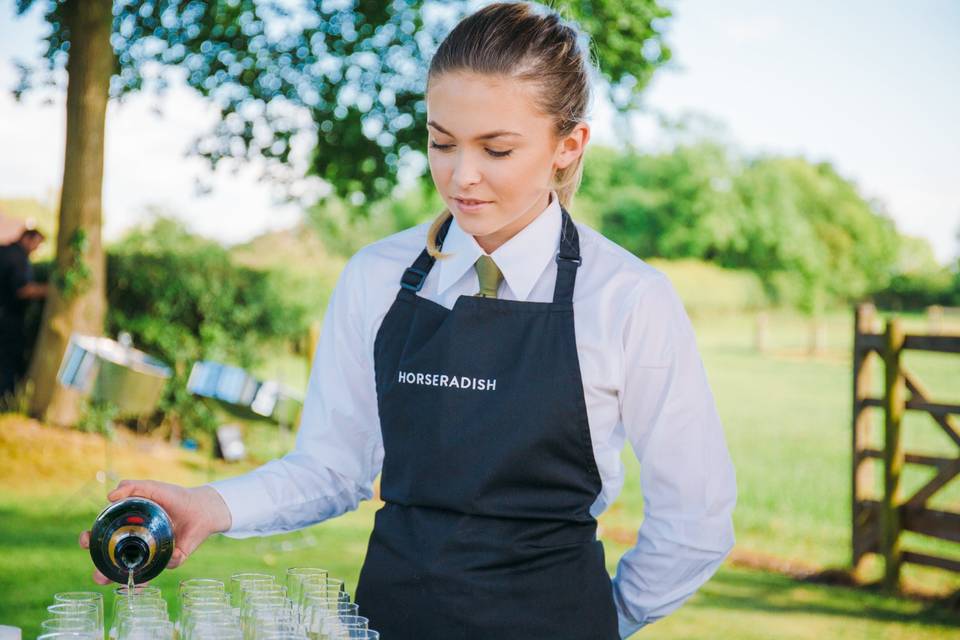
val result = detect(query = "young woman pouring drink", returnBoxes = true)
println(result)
[81,3,737,637]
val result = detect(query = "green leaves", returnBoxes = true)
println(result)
[587,141,907,314]
[107,220,307,371]
[104,218,308,436]
[51,228,93,300]
[555,0,672,109]
[15,0,672,207]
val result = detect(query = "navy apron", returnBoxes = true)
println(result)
[354,206,620,639]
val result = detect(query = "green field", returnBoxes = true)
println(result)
[2,305,959,638]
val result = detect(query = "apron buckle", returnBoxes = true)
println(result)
[400,267,429,292]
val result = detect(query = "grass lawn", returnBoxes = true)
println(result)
[2,307,959,638]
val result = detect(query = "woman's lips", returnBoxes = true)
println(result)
[454,197,491,213]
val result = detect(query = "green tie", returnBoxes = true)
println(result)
[474,255,503,298]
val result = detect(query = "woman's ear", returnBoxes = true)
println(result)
[554,122,591,171]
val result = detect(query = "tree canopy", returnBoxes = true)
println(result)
[584,142,904,314]
[15,0,672,204]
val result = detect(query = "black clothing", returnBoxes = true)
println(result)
[0,243,33,397]
[354,207,620,639]
[0,243,32,316]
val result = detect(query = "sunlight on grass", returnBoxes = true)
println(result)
[2,306,958,638]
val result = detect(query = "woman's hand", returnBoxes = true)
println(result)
[78,480,233,585]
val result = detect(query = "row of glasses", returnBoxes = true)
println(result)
[40,592,104,640]
[298,574,379,640]
[242,594,290,640]
[229,574,275,611]
[110,585,170,640]
[178,578,241,640]
[41,567,377,640]
[284,568,327,624]
[230,568,380,640]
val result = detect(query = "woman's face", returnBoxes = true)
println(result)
[426,71,589,253]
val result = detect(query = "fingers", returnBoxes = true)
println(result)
[92,568,112,586]
[167,548,187,570]
[83,532,109,584]
[107,479,155,503]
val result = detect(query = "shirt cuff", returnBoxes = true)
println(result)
[206,474,270,539]
[618,609,649,638]
[614,583,647,638]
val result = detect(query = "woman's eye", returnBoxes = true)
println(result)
[429,141,512,158]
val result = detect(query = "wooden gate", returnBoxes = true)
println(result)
[852,303,960,591]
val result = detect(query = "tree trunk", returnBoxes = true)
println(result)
[27,0,112,425]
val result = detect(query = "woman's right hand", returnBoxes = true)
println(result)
[78,479,233,585]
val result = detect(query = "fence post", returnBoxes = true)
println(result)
[882,316,905,592]
[927,305,944,335]
[852,303,876,575]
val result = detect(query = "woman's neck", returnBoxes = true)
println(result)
[474,191,552,254]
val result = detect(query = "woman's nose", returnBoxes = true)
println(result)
[451,151,482,186]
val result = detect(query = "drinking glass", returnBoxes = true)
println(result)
[240,583,286,607]
[324,602,359,635]
[111,602,168,639]
[40,619,98,634]
[179,578,225,597]
[111,586,165,631]
[180,600,231,639]
[181,614,241,640]
[300,591,351,638]
[180,593,230,626]
[241,595,290,640]
[284,568,327,621]
[249,607,299,640]
[229,574,276,609]
[298,577,346,619]
[332,616,366,632]
[113,586,162,599]
[54,592,105,640]
[47,602,99,634]
[321,614,367,640]
[116,619,174,640]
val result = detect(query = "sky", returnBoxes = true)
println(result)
[0,0,957,263]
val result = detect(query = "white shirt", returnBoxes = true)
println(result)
[209,191,737,638]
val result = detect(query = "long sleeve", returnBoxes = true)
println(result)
[208,252,384,538]
[611,274,737,637]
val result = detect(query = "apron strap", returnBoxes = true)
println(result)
[400,214,454,293]
[552,206,581,305]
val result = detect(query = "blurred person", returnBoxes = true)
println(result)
[80,3,737,637]
[0,227,48,398]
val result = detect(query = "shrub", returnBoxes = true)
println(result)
[105,223,308,439]
[20,220,308,440]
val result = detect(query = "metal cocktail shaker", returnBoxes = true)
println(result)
[89,497,175,584]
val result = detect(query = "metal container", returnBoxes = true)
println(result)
[189,360,303,425]
[57,334,172,417]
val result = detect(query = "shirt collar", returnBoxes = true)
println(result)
[436,190,562,301]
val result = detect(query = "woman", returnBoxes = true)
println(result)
[81,3,736,637]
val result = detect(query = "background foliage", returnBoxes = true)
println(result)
[15,0,673,206]
[20,218,309,438]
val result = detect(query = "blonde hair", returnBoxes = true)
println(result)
[424,1,594,258]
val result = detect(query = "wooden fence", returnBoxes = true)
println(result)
[852,303,960,591]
